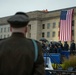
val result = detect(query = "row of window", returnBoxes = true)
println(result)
[0,34,10,39]
[42,30,74,38]
[42,31,55,38]
[42,22,56,29]
[28,22,57,30]
[0,27,10,33]
[28,20,74,30]
[42,20,74,29]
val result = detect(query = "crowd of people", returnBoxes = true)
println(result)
[41,40,76,55]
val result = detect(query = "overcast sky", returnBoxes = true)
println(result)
[0,0,76,18]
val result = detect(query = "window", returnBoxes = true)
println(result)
[29,33,31,37]
[52,31,55,37]
[72,30,74,36]
[8,27,10,32]
[42,32,45,37]
[0,35,1,39]
[72,20,74,26]
[4,28,6,32]
[58,31,60,36]
[0,35,2,39]
[0,28,3,32]
[47,32,50,37]
[7,34,10,37]
[42,24,45,29]
[28,24,31,29]
[53,22,56,28]
[59,22,60,27]
[47,23,50,29]
[4,35,6,38]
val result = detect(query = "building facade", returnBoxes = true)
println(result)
[0,7,76,44]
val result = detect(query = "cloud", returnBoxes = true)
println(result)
[0,0,76,17]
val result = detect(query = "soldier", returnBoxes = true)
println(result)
[0,12,45,75]
[58,41,64,50]
[63,41,69,51]
[70,40,76,55]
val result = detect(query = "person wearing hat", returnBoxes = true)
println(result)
[0,12,45,75]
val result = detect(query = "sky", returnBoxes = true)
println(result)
[0,0,76,18]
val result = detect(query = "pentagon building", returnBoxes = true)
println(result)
[0,6,76,43]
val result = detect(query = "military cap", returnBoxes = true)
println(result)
[7,12,29,28]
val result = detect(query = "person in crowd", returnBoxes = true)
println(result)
[70,40,76,55]
[41,41,46,49]
[0,12,45,75]
[52,44,58,53]
[49,44,54,53]
[57,45,62,54]
[58,41,64,50]
[42,41,50,53]
[63,41,69,51]
[49,42,53,46]
[44,43,49,52]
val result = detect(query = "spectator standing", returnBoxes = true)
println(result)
[63,41,69,51]
[58,41,64,50]
[70,40,76,55]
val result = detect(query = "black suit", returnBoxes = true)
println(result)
[70,42,75,54]
[64,43,69,50]
[0,33,44,75]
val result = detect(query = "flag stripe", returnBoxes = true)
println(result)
[59,9,73,41]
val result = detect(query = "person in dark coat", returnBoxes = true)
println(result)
[63,41,69,51]
[52,44,58,53]
[70,40,76,55]
[41,41,46,52]
[58,41,64,50]
[0,12,45,75]
[57,45,62,54]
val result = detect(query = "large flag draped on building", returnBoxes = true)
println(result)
[59,9,74,41]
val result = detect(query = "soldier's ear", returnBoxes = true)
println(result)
[10,26,12,32]
[25,26,27,33]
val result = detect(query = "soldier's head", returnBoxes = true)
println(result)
[7,12,29,34]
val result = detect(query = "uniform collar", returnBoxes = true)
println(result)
[11,32,25,37]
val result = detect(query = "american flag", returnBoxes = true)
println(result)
[59,9,74,41]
